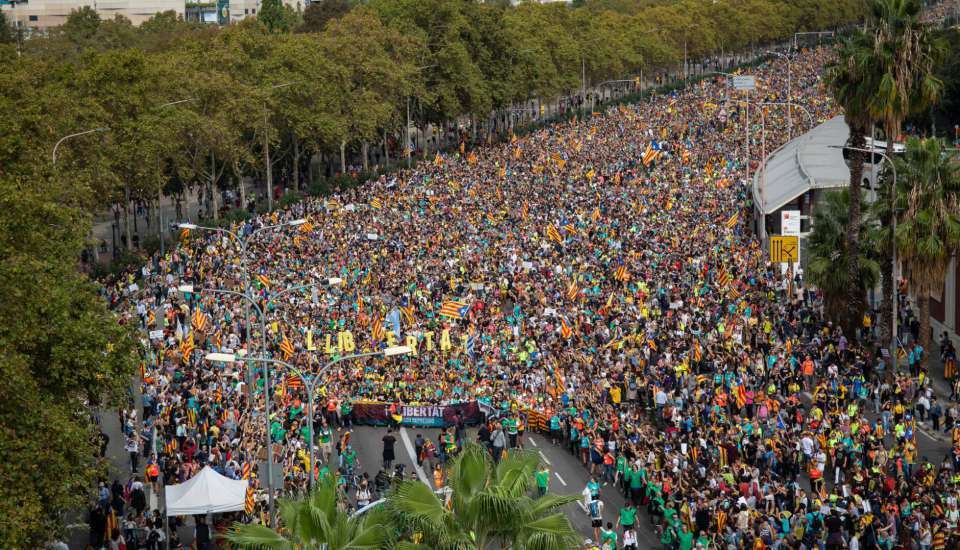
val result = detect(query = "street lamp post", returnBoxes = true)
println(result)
[204,346,411,492]
[832,145,899,366]
[52,127,110,165]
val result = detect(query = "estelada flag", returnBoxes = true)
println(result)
[560,317,573,339]
[191,309,209,333]
[439,301,469,320]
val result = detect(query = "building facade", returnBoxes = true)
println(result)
[2,0,185,29]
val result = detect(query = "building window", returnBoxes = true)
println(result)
[29,15,38,21]
[252,8,256,13]
[244,8,249,14]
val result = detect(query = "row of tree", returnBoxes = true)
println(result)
[814,0,955,365]
[0,0,866,252]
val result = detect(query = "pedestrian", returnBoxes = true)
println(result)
[382,428,397,469]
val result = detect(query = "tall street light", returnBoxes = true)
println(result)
[204,345,412,492]
[155,99,198,257]
[831,145,899,367]
[52,127,110,165]
[179,277,342,526]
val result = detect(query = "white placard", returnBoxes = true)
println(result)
[365,233,379,241]
[522,261,534,270]
[128,283,140,293]
[149,330,164,340]
[781,210,801,236]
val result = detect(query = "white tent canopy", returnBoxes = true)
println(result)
[165,466,248,516]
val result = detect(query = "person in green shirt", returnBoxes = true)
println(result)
[677,524,695,550]
[600,522,618,549]
[535,466,550,497]
[615,455,628,492]
[617,502,637,533]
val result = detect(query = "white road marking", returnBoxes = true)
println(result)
[399,427,431,487]
[554,472,567,486]
[539,450,552,466]
[529,437,538,447]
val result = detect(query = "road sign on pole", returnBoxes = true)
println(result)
[770,235,799,263]
[732,75,756,91]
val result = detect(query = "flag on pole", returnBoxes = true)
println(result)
[434,152,443,167]
[614,265,630,282]
[371,314,385,342]
[400,305,415,326]
[370,198,383,210]
[566,280,579,301]
[560,317,573,339]
[256,274,271,288]
[520,202,529,220]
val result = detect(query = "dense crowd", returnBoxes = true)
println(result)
[92,42,960,550]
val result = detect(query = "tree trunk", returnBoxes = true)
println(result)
[362,141,369,173]
[339,140,347,175]
[383,128,390,167]
[292,134,300,193]
[845,121,867,334]
[123,185,132,251]
[210,152,219,221]
[919,294,931,370]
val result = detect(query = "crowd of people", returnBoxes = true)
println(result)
[94,38,960,550]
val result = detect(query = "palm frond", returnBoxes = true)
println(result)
[221,524,294,550]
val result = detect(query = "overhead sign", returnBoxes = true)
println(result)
[770,235,799,263]
[781,210,801,236]
[732,75,756,91]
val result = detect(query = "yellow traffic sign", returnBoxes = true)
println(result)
[770,235,799,263]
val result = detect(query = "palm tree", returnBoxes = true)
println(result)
[223,475,395,549]
[388,445,580,550]
[807,188,881,331]
[825,31,876,330]
[862,0,946,350]
[893,137,960,368]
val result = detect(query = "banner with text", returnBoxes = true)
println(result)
[351,401,484,428]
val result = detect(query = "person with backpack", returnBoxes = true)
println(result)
[589,495,605,543]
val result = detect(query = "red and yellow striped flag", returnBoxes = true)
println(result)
[546,225,563,244]
[280,333,295,360]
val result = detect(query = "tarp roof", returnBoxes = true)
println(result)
[165,466,248,516]
[753,115,850,215]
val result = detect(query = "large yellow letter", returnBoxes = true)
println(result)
[406,334,419,356]
[424,332,434,351]
[440,329,452,352]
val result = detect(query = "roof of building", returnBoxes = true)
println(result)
[752,115,850,215]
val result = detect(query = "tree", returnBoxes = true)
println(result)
[389,445,580,550]
[0,175,139,547]
[299,0,355,33]
[224,474,395,549]
[826,31,876,333]
[259,0,300,33]
[893,137,960,368]
[863,0,946,351]
[806,189,880,333]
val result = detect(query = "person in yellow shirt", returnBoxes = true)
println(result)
[610,385,622,405]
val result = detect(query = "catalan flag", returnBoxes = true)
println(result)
[560,317,573,339]
[280,333,295,360]
[725,212,739,229]
[591,207,601,222]
[299,220,314,233]
[647,339,657,352]
[682,148,691,164]
[546,225,563,244]
[147,310,156,327]
[642,142,660,166]
[179,227,190,241]
[716,267,731,288]
[256,274,271,288]
[245,486,256,515]
[286,374,304,389]
[191,309,209,333]
[434,152,443,167]
[400,305,415,326]
[614,265,630,282]
[566,281,579,301]
[520,202,529,220]
[371,314,385,342]
[180,335,194,362]
[467,151,478,164]
[439,301,469,320]
[585,168,596,181]
[370,198,383,210]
